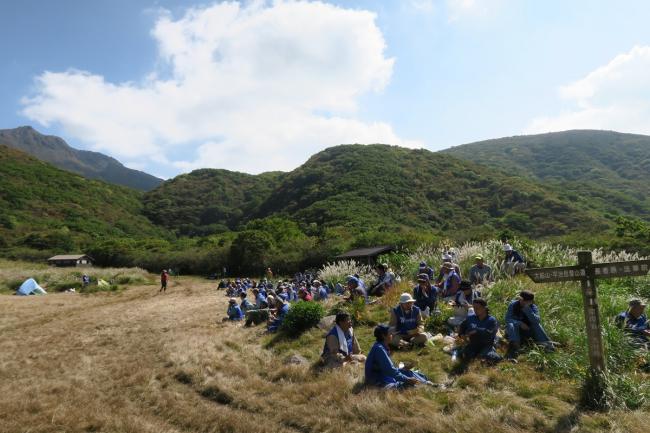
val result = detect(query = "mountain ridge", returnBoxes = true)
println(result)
[0,126,163,191]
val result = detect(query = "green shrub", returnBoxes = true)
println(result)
[281,301,325,337]
[425,302,453,334]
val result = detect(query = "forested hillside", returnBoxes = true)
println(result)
[0,145,168,260]
[444,130,650,221]
[145,144,611,240]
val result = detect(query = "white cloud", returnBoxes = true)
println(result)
[21,1,419,175]
[527,45,650,134]
[445,0,504,22]
[407,0,435,14]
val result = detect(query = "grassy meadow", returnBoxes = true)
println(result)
[1,244,649,433]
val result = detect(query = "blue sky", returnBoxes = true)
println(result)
[2,0,650,178]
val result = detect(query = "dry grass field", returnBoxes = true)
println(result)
[1,275,649,433]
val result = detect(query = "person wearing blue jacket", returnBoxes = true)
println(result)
[505,290,553,359]
[413,273,437,317]
[458,298,501,363]
[226,298,244,321]
[365,325,429,389]
[389,293,428,348]
[267,297,290,333]
[615,299,649,347]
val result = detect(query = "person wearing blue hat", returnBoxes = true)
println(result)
[345,276,367,302]
[365,324,429,388]
[418,262,435,281]
[413,273,437,318]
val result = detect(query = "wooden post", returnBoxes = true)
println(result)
[577,251,606,371]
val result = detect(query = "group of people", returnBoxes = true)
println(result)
[216,243,648,390]
[221,274,333,332]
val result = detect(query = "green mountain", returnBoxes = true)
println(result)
[0,126,163,191]
[143,169,283,236]
[144,144,612,240]
[444,130,650,221]
[0,145,167,256]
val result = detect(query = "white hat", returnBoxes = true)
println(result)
[503,244,513,252]
[399,293,416,304]
[442,253,452,261]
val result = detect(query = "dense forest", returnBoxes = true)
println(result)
[1,129,648,275]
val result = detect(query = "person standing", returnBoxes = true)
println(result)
[160,269,169,292]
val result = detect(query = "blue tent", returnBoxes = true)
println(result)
[17,278,47,296]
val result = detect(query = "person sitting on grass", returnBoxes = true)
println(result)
[469,255,493,286]
[616,299,650,348]
[365,324,429,389]
[345,276,368,303]
[253,288,268,309]
[267,295,290,333]
[313,280,328,301]
[321,312,366,367]
[501,244,526,276]
[448,281,480,329]
[239,292,254,313]
[389,293,428,349]
[369,263,395,297]
[413,273,437,318]
[437,262,461,299]
[505,290,554,359]
[457,298,502,364]
[296,287,311,302]
[226,298,244,321]
[418,261,435,281]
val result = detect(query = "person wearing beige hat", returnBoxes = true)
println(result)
[388,293,428,348]
[615,299,649,347]
[469,254,493,286]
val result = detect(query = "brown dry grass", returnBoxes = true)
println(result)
[1,274,649,433]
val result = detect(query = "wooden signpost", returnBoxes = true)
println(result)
[525,251,650,371]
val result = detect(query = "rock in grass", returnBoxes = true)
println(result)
[318,315,336,331]
[284,354,309,365]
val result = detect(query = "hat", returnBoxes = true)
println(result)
[460,280,472,291]
[520,290,535,301]
[474,254,484,261]
[629,299,647,308]
[376,263,388,270]
[399,293,416,304]
[503,244,513,252]
[312,280,321,286]
[346,276,359,286]
[419,261,427,267]
[228,298,237,304]
[442,253,453,261]
[417,273,429,282]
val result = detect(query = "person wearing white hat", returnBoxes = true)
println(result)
[500,244,526,276]
[388,293,428,348]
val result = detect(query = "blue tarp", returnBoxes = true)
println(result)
[17,278,47,296]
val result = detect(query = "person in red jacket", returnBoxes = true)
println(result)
[160,269,169,292]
